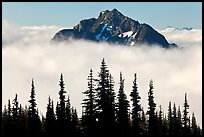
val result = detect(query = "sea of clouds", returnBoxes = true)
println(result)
[2,20,202,128]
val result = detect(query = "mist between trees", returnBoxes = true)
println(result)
[2,58,202,137]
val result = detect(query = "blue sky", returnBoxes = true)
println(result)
[2,2,202,29]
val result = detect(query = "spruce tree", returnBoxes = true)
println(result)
[116,72,130,136]
[82,69,97,136]
[95,58,115,136]
[44,96,56,136]
[147,79,157,135]
[158,105,164,135]
[167,101,173,135]
[107,73,116,125]
[172,103,179,135]
[27,79,41,137]
[8,100,12,130]
[65,95,72,137]
[130,73,142,136]
[177,106,182,135]
[182,93,190,135]
[56,73,67,136]
[12,94,20,135]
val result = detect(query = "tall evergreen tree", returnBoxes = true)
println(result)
[182,93,190,135]
[44,96,56,136]
[82,69,97,136]
[172,103,179,135]
[65,95,72,137]
[95,58,115,136]
[175,106,182,135]
[116,72,130,136]
[147,79,157,135]
[107,73,116,124]
[12,94,20,135]
[167,101,173,135]
[157,105,164,135]
[7,100,12,128]
[56,73,67,136]
[130,73,142,136]
[27,79,41,137]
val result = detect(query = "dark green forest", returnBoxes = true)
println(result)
[2,58,202,136]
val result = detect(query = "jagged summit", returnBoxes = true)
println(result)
[52,8,177,48]
[98,8,124,19]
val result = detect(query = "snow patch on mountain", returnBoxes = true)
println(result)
[123,31,133,37]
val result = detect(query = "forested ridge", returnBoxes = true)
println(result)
[2,58,202,136]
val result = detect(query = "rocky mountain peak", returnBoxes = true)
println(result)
[98,8,123,19]
[52,8,177,48]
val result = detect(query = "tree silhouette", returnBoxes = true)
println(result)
[172,103,180,135]
[11,94,21,135]
[82,69,97,136]
[65,95,72,137]
[147,79,157,135]
[95,58,116,136]
[182,93,190,135]
[116,72,130,136]
[27,79,41,137]
[157,105,164,135]
[107,73,116,124]
[44,96,56,136]
[167,101,173,135]
[56,73,67,136]
[130,73,142,136]
[177,106,182,135]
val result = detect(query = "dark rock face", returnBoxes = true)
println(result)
[52,8,176,48]
[134,23,170,48]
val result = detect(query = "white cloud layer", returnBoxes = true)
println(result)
[2,20,202,128]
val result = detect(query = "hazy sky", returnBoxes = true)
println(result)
[2,2,202,29]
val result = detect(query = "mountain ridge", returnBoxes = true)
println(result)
[52,8,177,48]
